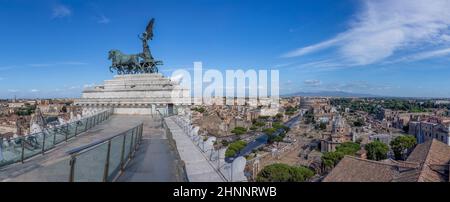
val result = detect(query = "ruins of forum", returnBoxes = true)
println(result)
[169,62,280,106]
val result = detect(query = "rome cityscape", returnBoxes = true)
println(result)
[1,0,450,188]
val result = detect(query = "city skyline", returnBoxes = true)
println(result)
[1,0,450,99]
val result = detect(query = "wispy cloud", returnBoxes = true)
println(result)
[28,62,87,67]
[305,81,394,93]
[304,79,321,87]
[0,65,15,71]
[283,0,450,67]
[83,83,97,88]
[96,14,111,24]
[30,89,40,93]
[8,89,19,93]
[52,4,72,19]
[387,48,450,64]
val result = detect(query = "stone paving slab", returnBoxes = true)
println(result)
[0,115,149,182]
[116,121,183,182]
[165,117,224,182]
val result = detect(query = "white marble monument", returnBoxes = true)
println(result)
[74,73,191,115]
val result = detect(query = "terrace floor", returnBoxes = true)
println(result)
[0,115,179,182]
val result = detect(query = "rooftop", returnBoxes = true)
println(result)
[323,139,450,182]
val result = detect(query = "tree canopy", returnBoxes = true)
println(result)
[390,135,416,160]
[225,140,247,158]
[365,141,389,161]
[256,163,314,182]
[231,127,247,135]
[321,142,361,168]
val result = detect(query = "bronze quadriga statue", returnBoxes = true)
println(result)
[108,18,163,75]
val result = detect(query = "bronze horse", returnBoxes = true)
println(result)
[108,50,142,74]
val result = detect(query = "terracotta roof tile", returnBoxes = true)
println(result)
[323,139,450,182]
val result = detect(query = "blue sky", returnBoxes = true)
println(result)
[1,0,450,98]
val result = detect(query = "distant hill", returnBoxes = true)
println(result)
[283,91,382,98]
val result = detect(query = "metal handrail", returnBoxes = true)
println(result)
[66,123,142,156]
[0,109,114,168]
[67,122,144,182]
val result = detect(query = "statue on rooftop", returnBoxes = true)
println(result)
[109,18,163,75]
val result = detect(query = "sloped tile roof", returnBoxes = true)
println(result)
[323,139,450,182]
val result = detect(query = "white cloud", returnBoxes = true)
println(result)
[29,63,52,67]
[0,66,15,71]
[8,89,18,93]
[52,4,72,19]
[388,48,450,63]
[28,62,87,67]
[283,0,450,66]
[83,83,96,88]
[30,89,40,93]
[97,15,110,24]
[304,79,321,86]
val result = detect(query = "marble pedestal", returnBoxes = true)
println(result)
[74,73,191,115]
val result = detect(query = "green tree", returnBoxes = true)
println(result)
[231,127,247,135]
[192,107,205,113]
[263,127,276,135]
[268,134,284,143]
[225,140,247,158]
[353,118,365,127]
[336,142,361,155]
[221,139,229,146]
[402,125,410,133]
[365,141,389,161]
[253,121,265,127]
[256,163,314,182]
[318,122,327,130]
[275,113,284,119]
[390,135,416,160]
[321,151,345,169]
[321,142,361,169]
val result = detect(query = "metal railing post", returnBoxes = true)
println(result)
[139,124,143,142]
[74,123,78,136]
[84,118,88,132]
[41,133,46,154]
[129,130,134,159]
[21,138,25,163]
[65,125,69,142]
[103,140,112,182]
[134,126,139,150]
[69,156,76,182]
[53,130,56,145]
[120,135,126,171]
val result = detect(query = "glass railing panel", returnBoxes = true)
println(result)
[44,157,71,181]
[0,137,23,166]
[66,123,77,139]
[73,142,108,182]
[123,131,133,160]
[22,133,44,159]
[107,135,124,181]
[0,109,112,169]
[76,119,88,134]
[52,127,67,145]
[43,131,56,151]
